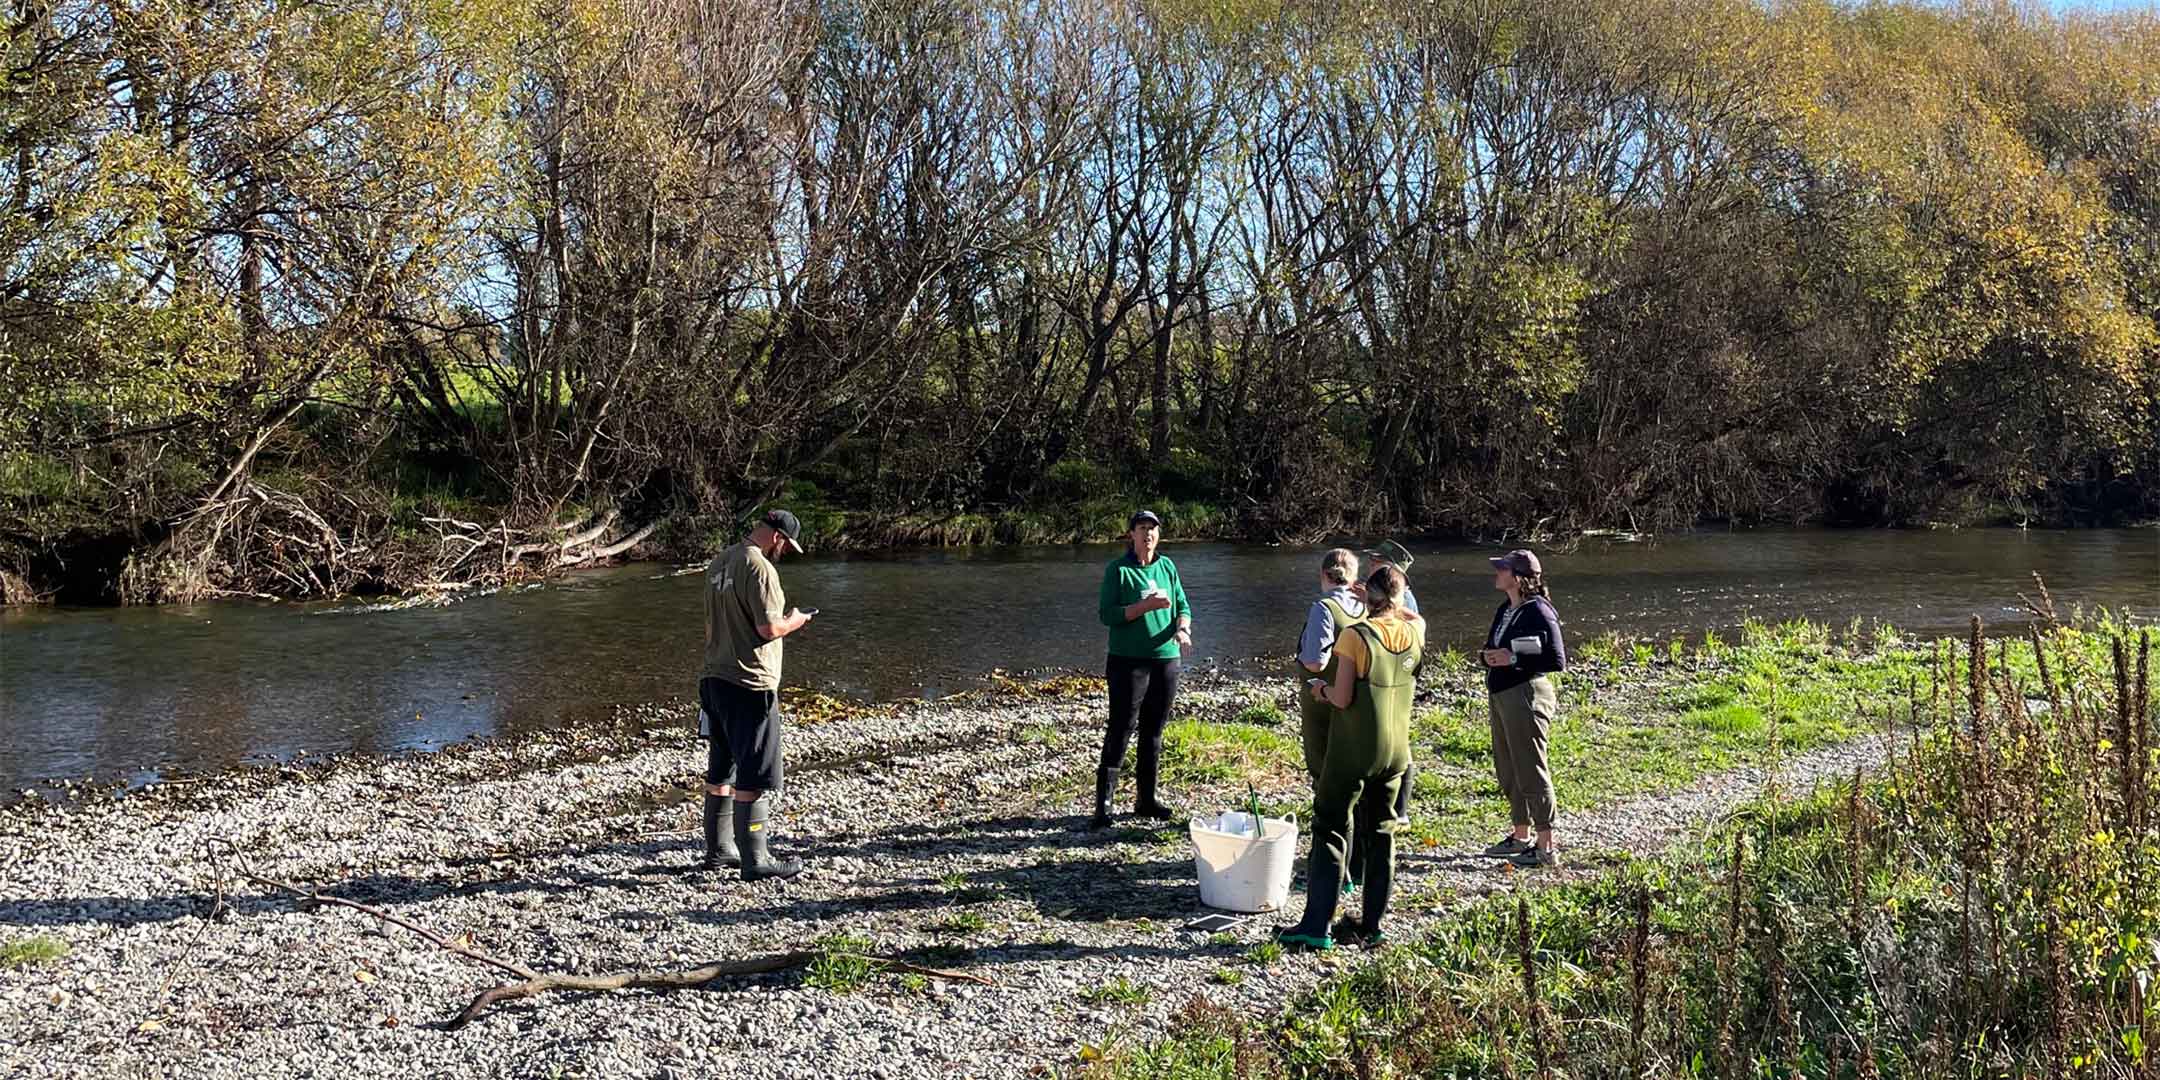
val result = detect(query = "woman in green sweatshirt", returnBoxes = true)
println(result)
[1092,510,1193,829]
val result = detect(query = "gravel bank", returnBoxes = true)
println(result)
[0,675,1891,1079]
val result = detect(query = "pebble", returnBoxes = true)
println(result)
[0,673,1891,1079]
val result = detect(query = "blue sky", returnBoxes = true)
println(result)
[2045,0,2155,10]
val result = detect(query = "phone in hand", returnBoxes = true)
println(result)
[801,607,820,617]
[1307,678,1328,689]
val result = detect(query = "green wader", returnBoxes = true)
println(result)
[1283,621,1419,943]
[1295,596,1361,784]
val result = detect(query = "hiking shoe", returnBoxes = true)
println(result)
[1508,846,1559,869]
[1484,834,1535,858]
[1341,878,1358,898]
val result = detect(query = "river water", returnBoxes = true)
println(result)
[2,528,2153,794]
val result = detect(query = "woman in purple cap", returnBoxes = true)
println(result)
[1478,549,1567,868]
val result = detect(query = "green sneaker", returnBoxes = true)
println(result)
[1274,929,1333,951]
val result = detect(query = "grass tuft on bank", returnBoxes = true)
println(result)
[1135,618,1929,847]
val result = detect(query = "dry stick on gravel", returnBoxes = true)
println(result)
[237,869,538,982]
[234,866,993,1032]
[449,954,995,1031]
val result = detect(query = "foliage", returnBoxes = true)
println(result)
[805,932,879,994]
[5,0,2157,601]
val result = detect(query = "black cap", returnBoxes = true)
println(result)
[761,509,805,554]
[1128,509,1162,528]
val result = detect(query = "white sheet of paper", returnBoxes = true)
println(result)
[1509,636,1543,656]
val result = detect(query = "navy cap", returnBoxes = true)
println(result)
[1128,509,1162,528]
[1488,549,1541,575]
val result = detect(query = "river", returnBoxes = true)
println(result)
[1,528,2153,795]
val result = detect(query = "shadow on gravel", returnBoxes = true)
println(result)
[0,867,663,930]
[676,813,1209,945]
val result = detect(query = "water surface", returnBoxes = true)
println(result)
[2,528,2152,793]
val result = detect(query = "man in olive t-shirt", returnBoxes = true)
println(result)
[697,509,814,881]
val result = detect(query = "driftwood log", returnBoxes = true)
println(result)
[238,868,993,1030]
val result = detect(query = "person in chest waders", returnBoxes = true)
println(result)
[1356,541,1420,840]
[1279,565,1424,950]
[1297,548,1364,901]
[1091,510,1193,830]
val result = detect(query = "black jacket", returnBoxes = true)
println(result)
[1485,597,1566,693]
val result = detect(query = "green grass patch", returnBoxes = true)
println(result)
[1389,621,1924,849]
[0,935,67,968]
[931,911,989,936]
[806,933,878,993]
[1158,718,1302,785]
[1080,976,1154,1007]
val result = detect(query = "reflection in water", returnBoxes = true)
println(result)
[1,528,2153,791]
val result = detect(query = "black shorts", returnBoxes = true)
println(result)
[698,677,784,793]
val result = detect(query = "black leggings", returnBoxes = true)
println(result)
[1100,655,1180,771]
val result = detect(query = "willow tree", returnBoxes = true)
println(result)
[3,0,525,599]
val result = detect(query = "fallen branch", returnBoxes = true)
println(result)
[509,510,618,559]
[451,952,992,1030]
[557,521,658,565]
[449,953,810,1029]
[237,862,993,1031]
[238,870,536,982]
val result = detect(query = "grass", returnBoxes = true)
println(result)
[1099,616,1927,856]
[932,911,990,936]
[1075,617,2160,1079]
[1159,718,1302,786]
[1393,617,1925,848]
[1081,976,1154,1007]
[806,933,878,993]
[0,935,67,968]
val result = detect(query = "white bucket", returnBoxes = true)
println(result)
[1189,811,1299,913]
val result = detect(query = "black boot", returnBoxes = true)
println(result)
[1133,734,1174,820]
[1353,831,1396,947]
[701,793,740,870]
[1345,801,1370,895]
[1277,852,1341,951]
[734,796,803,881]
[1090,767,1118,830]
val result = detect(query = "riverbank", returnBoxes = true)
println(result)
[1080,622,2155,1079]
[0,622,1937,1078]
